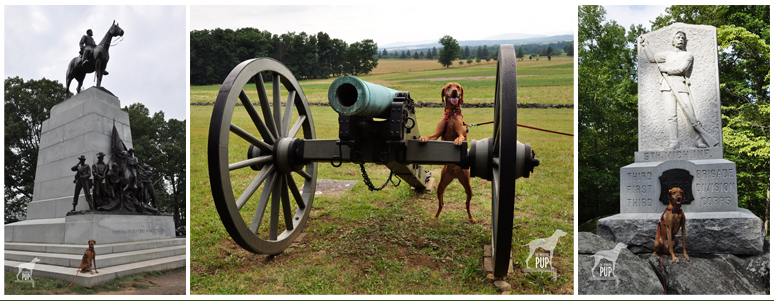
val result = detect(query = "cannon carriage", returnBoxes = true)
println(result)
[207,44,538,276]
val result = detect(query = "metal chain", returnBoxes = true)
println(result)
[359,163,400,191]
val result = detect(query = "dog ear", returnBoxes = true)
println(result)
[441,84,447,103]
[459,84,464,104]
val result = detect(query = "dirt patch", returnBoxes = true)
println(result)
[315,179,358,197]
[90,268,185,295]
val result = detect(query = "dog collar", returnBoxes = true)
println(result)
[444,109,462,121]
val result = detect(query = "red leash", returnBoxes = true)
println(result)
[658,257,667,295]
[467,121,573,136]
[59,269,80,294]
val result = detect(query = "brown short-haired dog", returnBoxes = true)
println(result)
[654,188,689,263]
[79,239,98,274]
[419,83,474,222]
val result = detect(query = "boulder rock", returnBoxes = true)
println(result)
[645,253,765,295]
[578,232,664,295]
[721,253,770,294]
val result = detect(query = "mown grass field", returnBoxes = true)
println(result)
[190,56,572,106]
[189,57,574,294]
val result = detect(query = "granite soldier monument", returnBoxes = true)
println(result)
[4,22,183,287]
[597,23,764,255]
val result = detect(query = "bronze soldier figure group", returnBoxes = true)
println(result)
[70,150,159,214]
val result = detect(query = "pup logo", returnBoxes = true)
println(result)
[590,242,626,287]
[15,257,40,288]
[521,229,567,280]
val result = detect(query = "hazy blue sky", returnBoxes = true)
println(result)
[190,4,575,47]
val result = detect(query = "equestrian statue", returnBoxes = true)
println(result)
[66,20,124,94]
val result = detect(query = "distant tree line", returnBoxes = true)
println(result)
[191,28,379,85]
[381,41,574,60]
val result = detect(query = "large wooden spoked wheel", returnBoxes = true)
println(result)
[208,58,317,254]
[491,45,518,277]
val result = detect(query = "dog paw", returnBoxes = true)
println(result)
[672,257,679,263]
[469,217,477,223]
[454,137,464,145]
[419,136,429,143]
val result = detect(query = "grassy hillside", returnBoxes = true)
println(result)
[189,58,574,294]
[190,56,572,106]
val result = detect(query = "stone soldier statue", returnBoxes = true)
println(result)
[92,152,109,208]
[71,155,94,212]
[639,31,718,150]
[139,163,159,209]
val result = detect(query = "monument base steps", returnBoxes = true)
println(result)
[4,238,185,288]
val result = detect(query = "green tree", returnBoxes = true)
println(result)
[4,77,69,223]
[516,46,525,60]
[482,45,489,58]
[458,60,463,67]
[413,51,420,60]
[564,44,574,57]
[393,51,398,59]
[345,39,379,75]
[578,5,647,224]
[463,46,471,59]
[400,50,406,59]
[546,45,554,60]
[431,47,438,58]
[382,49,388,56]
[437,35,461,68]
[426,50,433,60]
[652,5,770,226]
[467,58,473,65]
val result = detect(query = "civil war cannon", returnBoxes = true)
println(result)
[208,44,538,277]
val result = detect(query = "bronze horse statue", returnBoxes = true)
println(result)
[66,21,124,94]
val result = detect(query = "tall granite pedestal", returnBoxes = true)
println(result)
[4,87,184,287]
[597,23,764,255]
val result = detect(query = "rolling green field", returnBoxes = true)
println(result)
[190,56,572,106]
[189,58,574,294]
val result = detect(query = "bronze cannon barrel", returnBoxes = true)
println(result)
[328,76,401,118]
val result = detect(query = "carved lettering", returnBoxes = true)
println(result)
[640,149,712,161]
[695,182,735,193]
[700,197,733,207]
[626,198,653,207]
[696,169,735,179]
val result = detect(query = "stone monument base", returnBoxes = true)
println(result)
[5,212,175,244]
[597,209,764,255]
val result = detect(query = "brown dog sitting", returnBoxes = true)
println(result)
[79,239,98,274]
[419,82,474,222]
[654,187,689,263]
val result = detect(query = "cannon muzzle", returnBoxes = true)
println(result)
[328,76,400,118]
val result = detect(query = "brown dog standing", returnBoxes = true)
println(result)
[419,83,474,222]
[654,187,689,263]
[79,239,98,274]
